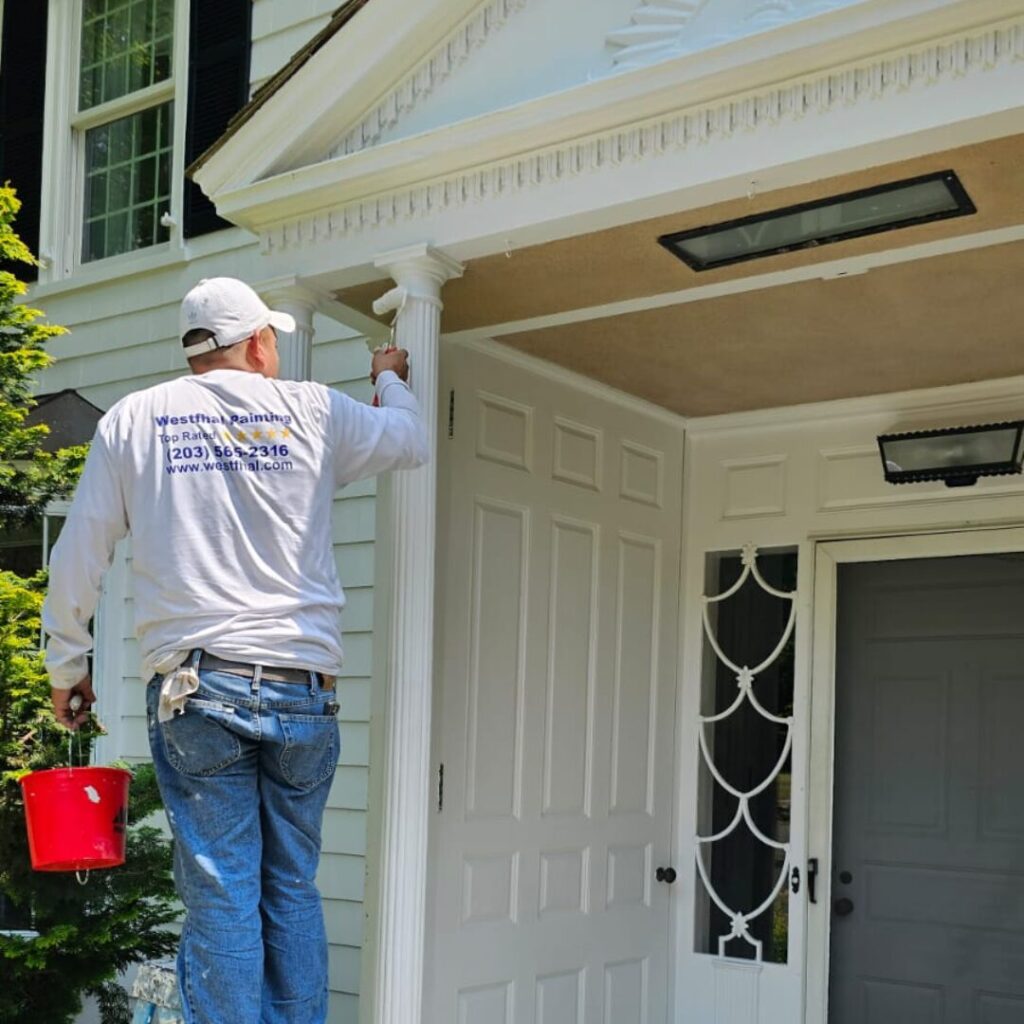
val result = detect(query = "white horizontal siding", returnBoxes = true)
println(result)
[330,992,360,1022]
[324,338,377,1005]
[250,0,339,93]
[36,265,381,1023]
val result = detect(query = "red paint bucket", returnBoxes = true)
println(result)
[20,767,131,871]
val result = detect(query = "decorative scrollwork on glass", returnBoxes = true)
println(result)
[696,543,796,960]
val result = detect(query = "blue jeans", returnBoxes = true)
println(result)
[145,657,339,1024]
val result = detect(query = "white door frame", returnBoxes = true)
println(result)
[805,524,1024,1024]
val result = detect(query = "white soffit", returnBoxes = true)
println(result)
[195,0,1024,251]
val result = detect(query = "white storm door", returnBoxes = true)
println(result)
[426,344,683,1024]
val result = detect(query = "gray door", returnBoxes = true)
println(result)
[830,555,1024,1024]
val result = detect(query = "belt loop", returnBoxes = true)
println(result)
[308,671,318,697]
[191,648,202,672]
[252,663,262,697]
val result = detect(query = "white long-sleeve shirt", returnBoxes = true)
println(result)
[43,368,428,689]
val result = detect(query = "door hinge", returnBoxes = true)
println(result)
[447,390,455,439]
[438,762,444,812]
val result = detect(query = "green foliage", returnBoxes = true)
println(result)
[0,186,87,530]
[0,188,178,1023]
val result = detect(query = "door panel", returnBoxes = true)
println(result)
[831,555,1024,1023]
[426,346,682,1023]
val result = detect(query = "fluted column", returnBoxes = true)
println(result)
[260,277,318,381]
[370,244,463,1024]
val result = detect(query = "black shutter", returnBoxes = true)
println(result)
[183,0,252,238]
[0,3,49,281]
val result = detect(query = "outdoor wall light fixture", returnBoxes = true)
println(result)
[877,422,1024,488]
[658,170,975,271]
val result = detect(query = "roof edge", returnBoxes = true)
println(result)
[187,0,375,179]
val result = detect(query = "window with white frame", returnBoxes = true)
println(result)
[75,0,176,262]
[36,0,250,278]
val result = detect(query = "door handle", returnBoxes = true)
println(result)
[655,866,677,884]
[833,897,854,916]
[807,858,819,904]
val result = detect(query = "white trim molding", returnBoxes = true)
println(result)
[255,11,1024,251]
[450,336,689,429]
[195,0,1024,255]
[40,0,190,282]
[195,0,490,196]
[371,244,464,1024]
[328,0,528,158]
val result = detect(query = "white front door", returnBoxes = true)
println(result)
[426,343,683,1024]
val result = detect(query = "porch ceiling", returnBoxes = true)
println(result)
[336,132,1024,417]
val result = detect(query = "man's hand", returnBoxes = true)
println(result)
[371,347,410,384]
[52,676,96,731]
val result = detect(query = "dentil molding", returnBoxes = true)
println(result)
[328,0,528,159]
[260,17,1024,253]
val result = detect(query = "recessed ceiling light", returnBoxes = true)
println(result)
[658,170,975,272]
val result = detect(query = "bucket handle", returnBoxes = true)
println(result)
[67,696,85,767]
[68,696,92,885]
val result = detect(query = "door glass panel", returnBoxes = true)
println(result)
[695,546,796,962]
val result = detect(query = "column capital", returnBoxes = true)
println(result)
[373,244,464,303]
[257,275,322,320]
[255,276,321,381]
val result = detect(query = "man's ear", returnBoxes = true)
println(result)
[244,331,265,370]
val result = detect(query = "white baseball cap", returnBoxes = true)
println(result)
[179,277,296,358]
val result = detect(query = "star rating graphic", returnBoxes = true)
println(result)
[216,425,292,443]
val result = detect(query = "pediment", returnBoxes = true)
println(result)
[197,0,876,190]
[318,0,868,164]
[321,0,639,162]
[193,0,1015,241]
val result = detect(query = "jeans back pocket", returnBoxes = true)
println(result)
[161,701,243,777]
[278,713,340,791]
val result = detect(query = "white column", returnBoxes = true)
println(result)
[370,244,463,1024]
[260,277,318,381]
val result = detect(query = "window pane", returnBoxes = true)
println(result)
[82,102,172,262]
[80,0,174,110]
[0,525,45,575]
[0,891,34,933]
[695,549,796,963]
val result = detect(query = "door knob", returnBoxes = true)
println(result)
[656,867,677,884]
[833,897,854,916]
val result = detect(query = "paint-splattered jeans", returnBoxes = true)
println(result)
[146,660,339,1024]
